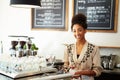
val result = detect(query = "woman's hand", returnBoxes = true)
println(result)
[62,66,70,73]
[74,71,81,75]
[72,74,81,79]
[71,71,81,79]
[69,63,76,69]
[69,68,81,79]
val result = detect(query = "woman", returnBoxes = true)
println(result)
[64,13,103,80]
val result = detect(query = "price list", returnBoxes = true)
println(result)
[74,0,116,30]
[33,0,66,28]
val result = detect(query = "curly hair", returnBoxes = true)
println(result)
[71,13,87,30]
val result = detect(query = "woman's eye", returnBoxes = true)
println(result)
[73,30,76,33]
[78,29,82,32]
[78,29,83,32]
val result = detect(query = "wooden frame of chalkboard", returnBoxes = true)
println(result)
[73,0,119,32]
[31,0,69,31]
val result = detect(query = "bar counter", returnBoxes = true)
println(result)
[0,68,120,80]
[0,54,72,80]
[103,68,120,74]
[0,54,120,80]
[0,69,72,80]
[95,68,120,80]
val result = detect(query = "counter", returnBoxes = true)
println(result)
[0,72,72,80]
[0,67,57,78]
[0,68,120,80]
[95,68,120,80]
[0,67,58,80]
[0,69,72,80]
[0,54,119,80]
[0,55,72,80]
[103,68,120,74]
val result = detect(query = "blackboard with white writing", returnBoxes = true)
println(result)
[74,0,117,31]
[32,0,67,30]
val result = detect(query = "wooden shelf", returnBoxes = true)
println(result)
[99,46,120,49]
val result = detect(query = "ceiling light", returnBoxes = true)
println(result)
[10,0,41,8]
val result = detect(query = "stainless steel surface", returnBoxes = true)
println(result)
[30,73,73,80]
[103,68,120,74]
[101,54,117,70]
[0,67,57,78]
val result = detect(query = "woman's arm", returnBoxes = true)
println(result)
[74,70,96,76]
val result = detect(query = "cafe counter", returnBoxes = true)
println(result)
[0,67,72,80]
[95,68,120,80]
[0,68,120,80]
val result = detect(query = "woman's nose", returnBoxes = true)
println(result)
[75,31,79,35]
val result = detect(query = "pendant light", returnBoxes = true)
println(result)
[10,0,41,8]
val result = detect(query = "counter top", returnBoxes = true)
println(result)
[0,68,120,80]
[103,68,120,74]
[30,73,73,80]
[0,67,57,79]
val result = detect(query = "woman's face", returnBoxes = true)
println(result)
[72,24,86,41]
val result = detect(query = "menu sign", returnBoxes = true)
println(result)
[74,0,116,30]
[32,0,67,30]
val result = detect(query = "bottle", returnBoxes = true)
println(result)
[109,59,113,70]
[102,58,109,69]
[26,37,32,56]
[108,55,115,70]
[0,41,3,54]
[27,37,32,49]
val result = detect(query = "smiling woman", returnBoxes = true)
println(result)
[63,13,103,80]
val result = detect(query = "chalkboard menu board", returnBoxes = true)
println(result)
[74,0,118,32]
[31,0,68,30]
